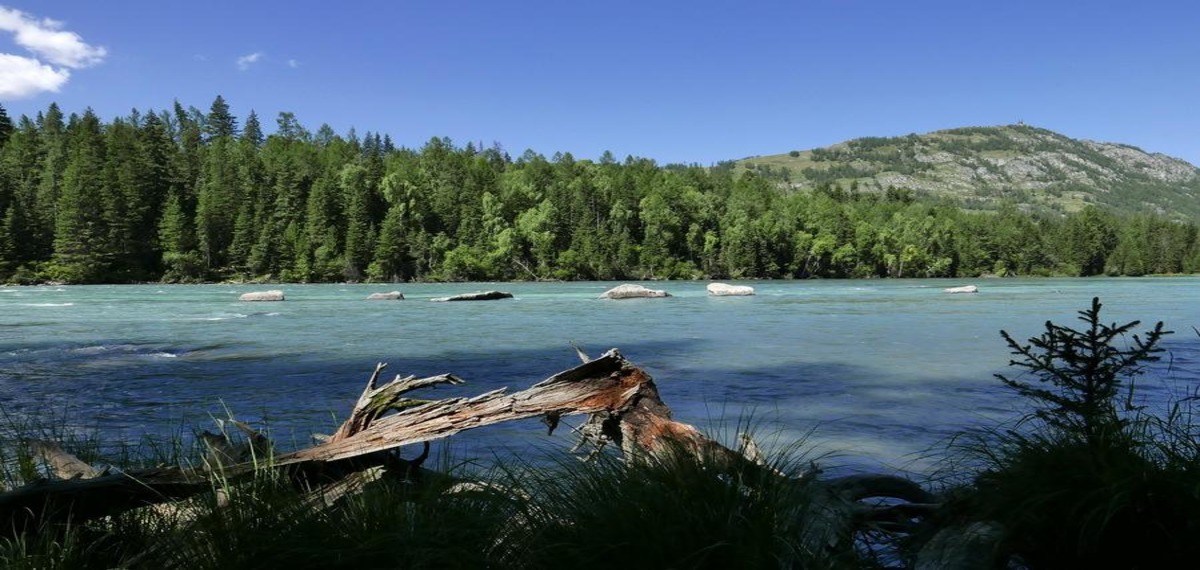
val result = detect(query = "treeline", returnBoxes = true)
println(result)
[1,98,1198,284]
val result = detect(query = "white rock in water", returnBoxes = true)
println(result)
[944,285,979,294]
[598,284,671,300]
[706,283,755,296]
[239,290,285,301]
[366,291,404,300]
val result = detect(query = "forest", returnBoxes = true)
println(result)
[1,97,1198,284]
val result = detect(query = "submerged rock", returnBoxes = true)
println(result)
[430,290,514,302]
[599,284,671,300]
[944,285,979,294]
[239,290,285,302]
[366,291,405,300]
[706,283,755,296]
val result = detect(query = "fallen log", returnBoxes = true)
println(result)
[0,349,673,531]
[1,348,937,549]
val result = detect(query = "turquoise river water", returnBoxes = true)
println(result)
[2,278,1198,475]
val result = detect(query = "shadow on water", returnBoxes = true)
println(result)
[0,336,1003,475]
[2,330,1197,477]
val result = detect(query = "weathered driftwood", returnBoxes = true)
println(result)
[3,348,938,549]
[429,290,513,302]
[31,440,105,480]
[0,349,690,530]
[200,419,272,470]
[278,349,671,465]
[327,362,463,442]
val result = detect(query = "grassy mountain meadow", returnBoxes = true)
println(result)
[737,124,1200,220]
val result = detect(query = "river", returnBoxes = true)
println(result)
[2,278,1197,475]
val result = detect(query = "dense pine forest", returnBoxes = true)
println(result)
[0,97,1198,284]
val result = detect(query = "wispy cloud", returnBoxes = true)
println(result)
[286,58,299,69]
[236,51,264,71]
[0,5,105,98]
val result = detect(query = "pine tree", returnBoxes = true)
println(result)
[205,95,238,140]
[340,162,374,281]
[158,189,201,281]
[369,202,410,282]
[51,109,109,282]
[172,101,204,203]
[241,110,263,147]
[0,103,13,150]
[195,137,239,271]
[0,117,44,273]
[227,127,266,273]
[99,117,142,278]
[997,297,1168,446]
[134,112,175,274]
[31,104,67,262]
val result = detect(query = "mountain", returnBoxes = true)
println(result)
[735,125,1200,220]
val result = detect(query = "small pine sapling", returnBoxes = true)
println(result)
[996,297,1169,445]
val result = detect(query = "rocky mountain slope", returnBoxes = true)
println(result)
[736,125,1200,219]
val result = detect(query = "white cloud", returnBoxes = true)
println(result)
[0,53,70,98]
[0,6,106,68]
[236,51,264,71]
[0,6,103,99]
[287,58,299,69]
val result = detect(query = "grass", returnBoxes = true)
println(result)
[0,419,870,570]
[495,442,861,570]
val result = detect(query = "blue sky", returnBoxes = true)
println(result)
[1,1,1197,166]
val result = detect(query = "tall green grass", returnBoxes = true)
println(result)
[494,443,863,570]
[0,435,871,569]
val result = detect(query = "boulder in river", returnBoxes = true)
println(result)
[239,290,285,302]
[366,291,405,300]
[943,285,979,294]
[599,284,671,300]
[706,283,755,296]
[430,290,514,302]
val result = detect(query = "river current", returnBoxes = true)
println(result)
[2,278,1197,475]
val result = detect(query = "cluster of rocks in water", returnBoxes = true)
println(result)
[239,282,980,302]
